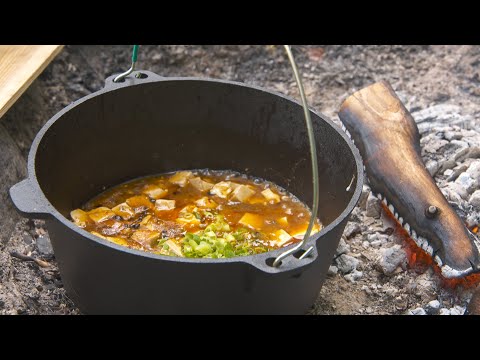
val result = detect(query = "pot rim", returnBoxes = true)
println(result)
[26,75,364,272]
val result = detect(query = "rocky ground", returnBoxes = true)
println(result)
[1,45,480,314]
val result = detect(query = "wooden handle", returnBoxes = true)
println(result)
[339,80,421,155]
[339,80,480,278]
[341,80,405,120]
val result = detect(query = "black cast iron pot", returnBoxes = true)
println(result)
[10,70,363,314]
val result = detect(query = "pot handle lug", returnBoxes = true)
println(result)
[248,243,319,275]
[104,70,164,89]
[10,179,51,219]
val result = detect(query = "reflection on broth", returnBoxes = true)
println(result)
[70,170,321,258]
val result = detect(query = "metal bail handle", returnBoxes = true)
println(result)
[272,45,319,267]
[114,45,139,82]
[112,45,320,267]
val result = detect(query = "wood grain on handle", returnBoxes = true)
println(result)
[340,80,421,153]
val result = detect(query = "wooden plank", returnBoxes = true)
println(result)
[0,45,64,119]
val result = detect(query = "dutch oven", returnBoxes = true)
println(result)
[10,69,363,314]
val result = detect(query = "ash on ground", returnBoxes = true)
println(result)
[1,45,480,315]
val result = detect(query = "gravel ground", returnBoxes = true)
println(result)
[1,45,480,314]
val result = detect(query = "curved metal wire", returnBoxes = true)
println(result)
[114,45,139,83]
[272,45,320,267]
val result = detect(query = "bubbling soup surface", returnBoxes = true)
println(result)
[70,170,321,258]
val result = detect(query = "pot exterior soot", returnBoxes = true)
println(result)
[10,71,363,314]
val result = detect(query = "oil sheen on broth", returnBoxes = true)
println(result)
[70,170,321,258]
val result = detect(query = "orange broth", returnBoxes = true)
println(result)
[70,170,321,258]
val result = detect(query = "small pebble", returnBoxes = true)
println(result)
[467,160,480,182]
[455,172,477,194]
[444,131,462,141]
[22,234,33,245]
[358,185,371,210]
[335,254,360,274]
[327,265,338,276]
[335,237,350,256]
[377,245,407,275]
[365,192,381,218]
[442,182,469,202]
[36,234,54,256]
[361,285,372,294]
[449,306,464,315]
[344,222,361,239]
[427,300,440,309]
[370,240,384,248]
[426,160,439,176]
[439,308,451,315]
[450,140,469,149]
[470,190,480,208]
[344,269,363,282]
[411,307,427,315]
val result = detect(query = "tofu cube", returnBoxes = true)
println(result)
[189,177,214,192]
[238,213,264,230]
[112,202,135,220]
[261,188,281,203]
[277,216,289,227]
[291,225,321,240]
[70,209,90,227]
[131,230,161,246]
[176,206,200,225]
[155,199,176,211]
[106,236,130,247]
[91,231,107,240]
[273,229,292,246]
[169,171,194,187]
[143,186,168,199]
[195,197,218,209]
[248,197,267,205]
[176,217,200,225]
[126,195,154,211]
[140,215,152,226]
[88,207,116,223]
[210,181,240,198]
[231,185,255,202]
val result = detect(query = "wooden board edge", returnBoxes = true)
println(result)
[0,45,65,119]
